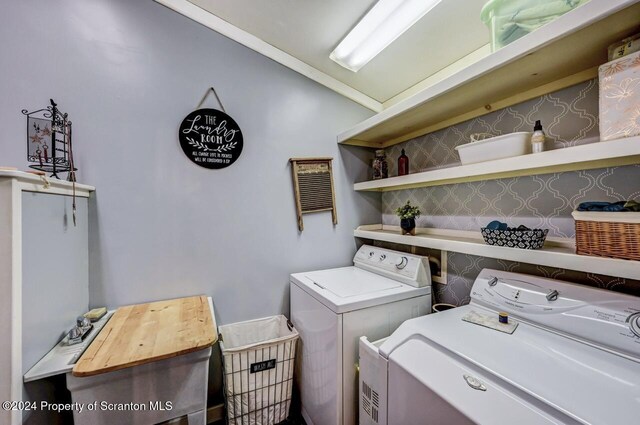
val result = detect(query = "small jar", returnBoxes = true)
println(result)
[372,149,388,180]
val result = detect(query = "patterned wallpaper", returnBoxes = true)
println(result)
[377,79,640,304]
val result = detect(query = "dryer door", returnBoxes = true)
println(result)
[387,338,575,425]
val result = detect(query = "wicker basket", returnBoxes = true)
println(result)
[572,211,640,261]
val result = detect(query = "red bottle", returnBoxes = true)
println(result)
[398,149,409,176]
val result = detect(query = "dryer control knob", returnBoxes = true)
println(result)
[379,254,387,261]
[395,256,408,269]
[629,312,640,338]
[546,290,560,302]
[488,277,498,287]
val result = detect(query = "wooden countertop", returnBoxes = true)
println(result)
[73,296,217,377]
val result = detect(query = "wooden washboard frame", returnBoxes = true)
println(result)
[289,158,337,231]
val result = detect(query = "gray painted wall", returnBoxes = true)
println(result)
[0,0,379,331]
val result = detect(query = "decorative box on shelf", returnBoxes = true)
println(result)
[599,50,640,141]
[481,227,548,250]
[572,211,640,261]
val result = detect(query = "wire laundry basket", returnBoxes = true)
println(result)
[219,315,299,425]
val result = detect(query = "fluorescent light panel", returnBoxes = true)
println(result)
[330,0,443,72]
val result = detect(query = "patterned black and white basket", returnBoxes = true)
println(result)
[481,228,549,250]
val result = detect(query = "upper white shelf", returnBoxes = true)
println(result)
[354,137,640,191]
[355,225,640,281]
[338,0,640,148]
[0,170,95,198]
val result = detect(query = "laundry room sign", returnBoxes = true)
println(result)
[179,107,243,169]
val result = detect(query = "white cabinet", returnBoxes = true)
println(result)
[0,171,94,425]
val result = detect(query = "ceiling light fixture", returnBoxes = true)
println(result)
[330,0,443,72]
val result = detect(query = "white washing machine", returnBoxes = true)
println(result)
[290,245,432,425]
[360,269,640,425]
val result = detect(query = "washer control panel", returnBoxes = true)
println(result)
[471,269,640,362]
[354,245,431,288]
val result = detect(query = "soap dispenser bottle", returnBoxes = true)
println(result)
[531,120,546,153]
[398,149,409,176]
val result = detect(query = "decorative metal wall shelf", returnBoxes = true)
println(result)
[22,99,76,179]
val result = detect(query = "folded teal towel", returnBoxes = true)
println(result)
[485,221,531,231]
[577,201,640,212]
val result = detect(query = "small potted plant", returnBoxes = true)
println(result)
[395,201,420,235]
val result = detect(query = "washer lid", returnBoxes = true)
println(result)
[290,267,430,314]
[305,267,402,297]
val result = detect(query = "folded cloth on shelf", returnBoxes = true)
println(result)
[485,221,532,231]
[511,0,585,22]
[576,200,640,212]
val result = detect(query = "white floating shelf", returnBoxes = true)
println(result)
[339,1,640,148]
[355,224,640,281]
[354,137,640,191]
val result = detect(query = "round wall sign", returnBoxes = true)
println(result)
[178,108,243,169]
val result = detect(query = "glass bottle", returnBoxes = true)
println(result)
[372,149,388,180]
[398,149,409,176]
